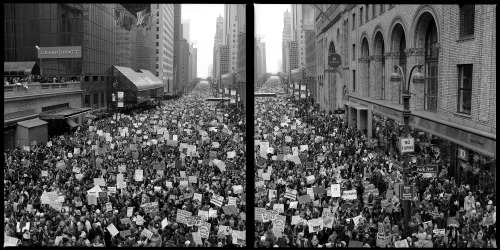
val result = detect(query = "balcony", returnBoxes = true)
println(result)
[4,82,82,101]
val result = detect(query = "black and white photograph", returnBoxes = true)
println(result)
[253,4,496,248]
[4,3,247,247]
[3,3,497,249]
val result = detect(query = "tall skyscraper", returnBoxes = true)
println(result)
[208,64,213,78]
[256,37,267,79]
[213,14,224,78]
[173,4,182,93]
[181,19,190,42]
[153,4,175,93]
[188,43,197,83]
[179,38,189,91]
[291,4,305,69]
[224,4,238,72]
[282,9,292,74]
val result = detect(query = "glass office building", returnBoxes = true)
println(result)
[4,3,138,77]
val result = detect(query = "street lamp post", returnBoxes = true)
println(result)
[390,63,425,238]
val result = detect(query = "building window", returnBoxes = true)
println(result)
[366,5,369,22]
[360,7,363,25]
[380,4,385,14]
[93,94,99,108]
[42,103,70,112]
[352,44,356,60]
[156,34,159,39]
[84,95,90,108]
[352,70,356,92]
[101,93,105,108]
[352,13,356,30]
[372,4,376,18]
[93,76,98,81]
[457,64,472,115]
[460,5,475,38]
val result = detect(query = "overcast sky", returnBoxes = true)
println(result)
[182,4,224,78]
[255,4,290,74]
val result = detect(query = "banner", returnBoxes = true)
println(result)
[284,188,297,200]
[342,190,357,200]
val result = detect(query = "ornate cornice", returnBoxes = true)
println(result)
[370,55,384,62]
[405,48,425,56]
[384,52,400,59]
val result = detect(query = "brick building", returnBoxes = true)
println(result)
[315,4,496,190]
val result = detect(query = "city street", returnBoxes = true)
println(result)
[253,75,496,248]
[4,81,247,247]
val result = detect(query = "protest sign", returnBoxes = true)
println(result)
[297,195,312,204]
[107,224,119,237]
[342,190,357,200]
[222,205,238,215]
[210,194,224,207]
[284,188,297,200]
[134,169,143,182]
[331,184,341,197]
[198,221,211,238]
[376,234,391,247]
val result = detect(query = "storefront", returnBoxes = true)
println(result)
[349,95,496,195]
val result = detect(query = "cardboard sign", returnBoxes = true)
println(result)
[306,175,315,184]
[331,184,341,197]
[376,234,391,247]
[198,221,211,239]
[342,190,357,200]
[297,195,312,204]
[210,194,224,207]
[134,169,144,182]
[222,205,238,215]
[313,186,326,195]
[107,223,119,237]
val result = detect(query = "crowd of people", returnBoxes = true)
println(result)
[254,76,496,248]
[4,75,78,86]
[4,82,247,247]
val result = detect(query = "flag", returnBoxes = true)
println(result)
[114,9,124,26]
[136,9,147,27]
[145,15,154,30]
[122,15,133,31]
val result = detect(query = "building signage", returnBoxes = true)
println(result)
[399,185,414,200]
[399,137,415,153]
[334,109,345,114]
[328,53,341,68]
[457,148,468,161]
[37,46,82,59]
[415,164,438,173]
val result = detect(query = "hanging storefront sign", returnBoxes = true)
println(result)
[457,148,468,161]
[37,46,82,59]
[328,53,341,68]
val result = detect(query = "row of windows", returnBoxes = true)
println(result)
[42,103,69,112]
[351,5,475,39]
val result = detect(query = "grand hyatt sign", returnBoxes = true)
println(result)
[37,46,82,59]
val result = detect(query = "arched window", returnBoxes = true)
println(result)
[425,18,438,111]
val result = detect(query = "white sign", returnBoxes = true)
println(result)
[341,190,357,200]
[331,184,341,197]
[400,138,415,153]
